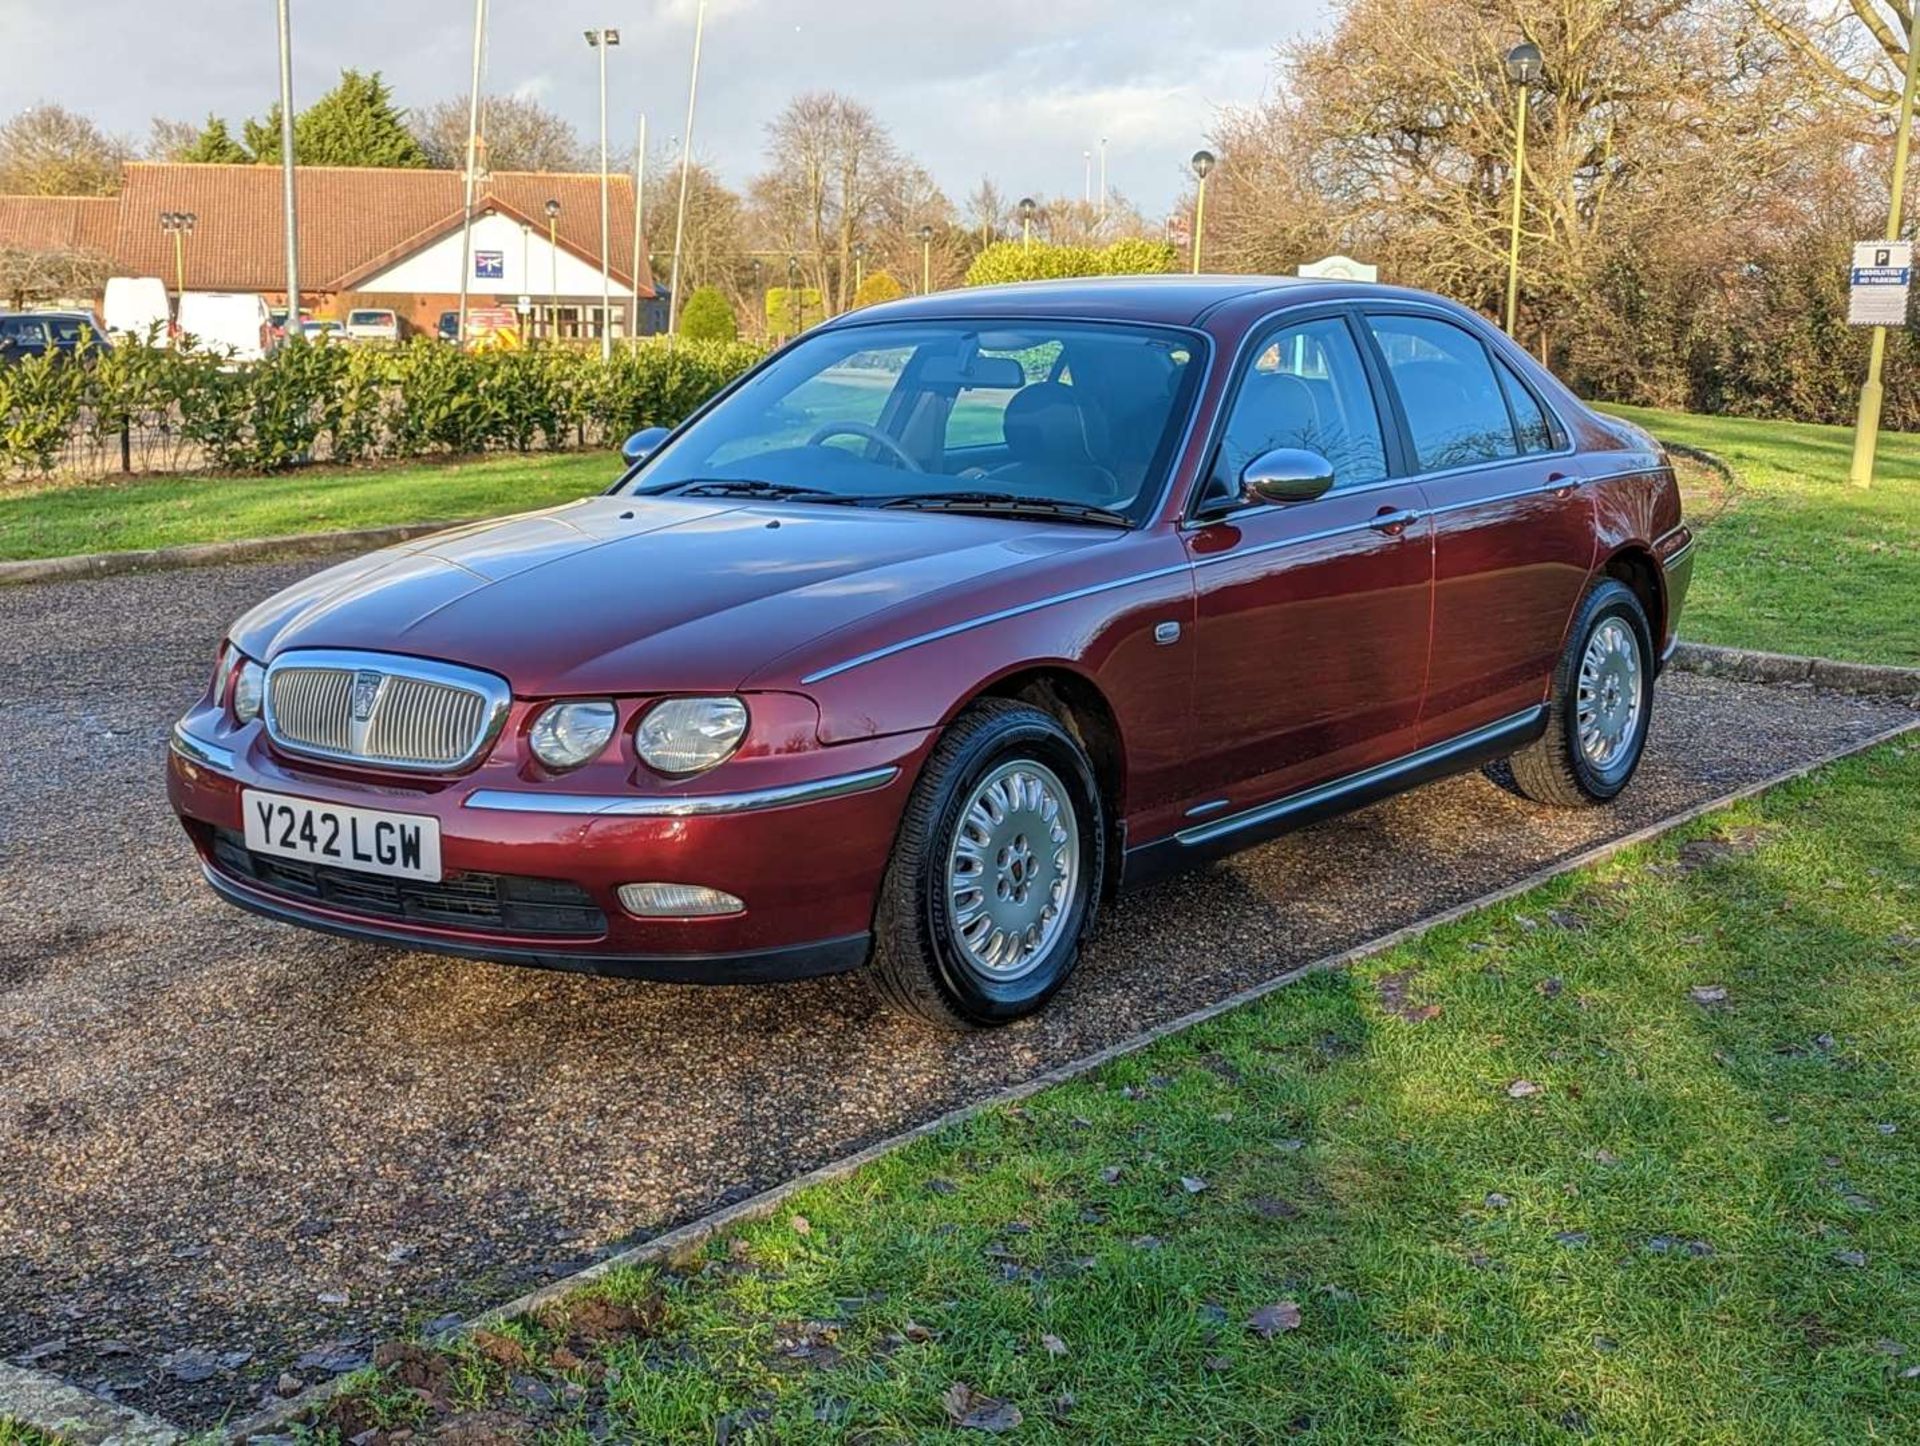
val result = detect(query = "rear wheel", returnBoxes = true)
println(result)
[869,700,1105,1029]
[1509,578,1655,807]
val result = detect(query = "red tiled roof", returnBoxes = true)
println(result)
[0,163,652,295]
[0,196,118,253]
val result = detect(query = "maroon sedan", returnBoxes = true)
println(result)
[169,278,1693,1027]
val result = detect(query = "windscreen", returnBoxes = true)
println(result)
[627,320,1205,523]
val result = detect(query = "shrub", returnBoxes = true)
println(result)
[765,287,825,335]
[851,271,907,308]
[2,335,766,479]
[679,286,738,342]
[964,236,1180,288]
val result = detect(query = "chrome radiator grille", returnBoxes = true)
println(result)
[264,651,508,771]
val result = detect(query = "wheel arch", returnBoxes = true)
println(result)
[1598,543,1666,656]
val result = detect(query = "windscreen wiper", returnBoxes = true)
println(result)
[876,491,1132,527]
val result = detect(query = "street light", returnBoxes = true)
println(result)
[1189,150,1215,275]
[1098,136,1108,219]
[851,241,865,296]
[544,198,561,341]
[585,27,621,360]
[786,254,800,340]
[750,256,764,331]
[1502,41,1543,337]
[1018,197,1037,250]
[918,224,935,294]
[159,211,196,304]
[1083,149,1092,205]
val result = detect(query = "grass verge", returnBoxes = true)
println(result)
[1601,404,1919,667]
[314,737,1920,1444]
[0,452,611,562]
[0,1421,65,1446]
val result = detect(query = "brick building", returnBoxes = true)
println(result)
[0,162,656,339]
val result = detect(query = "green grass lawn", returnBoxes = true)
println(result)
[0,1422,64,1446]
[0,451,613,562]
[1600,404,1919,667]
[316,737,1920,1444]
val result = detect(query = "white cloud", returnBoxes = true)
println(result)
[0,0,1316,214]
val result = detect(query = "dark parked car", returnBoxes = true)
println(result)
[169,277,1693,1027]
[0,310,110,365]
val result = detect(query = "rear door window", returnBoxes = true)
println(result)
[1367,315,1520,471]
[1494,356,1557,454]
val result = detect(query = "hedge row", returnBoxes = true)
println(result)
[0,336,765,476]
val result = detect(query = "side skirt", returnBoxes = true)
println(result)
[1121,706,1549,888]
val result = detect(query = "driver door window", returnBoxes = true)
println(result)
[1209,317,1387,505]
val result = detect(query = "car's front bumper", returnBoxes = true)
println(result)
[168,709,932,982]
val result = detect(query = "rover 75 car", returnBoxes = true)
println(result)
[168,277,1694,1027]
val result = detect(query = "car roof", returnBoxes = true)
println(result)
[831,275,1465,331]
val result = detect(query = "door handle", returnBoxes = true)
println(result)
[1368,507,1422,536]
[1547,470,1577,499]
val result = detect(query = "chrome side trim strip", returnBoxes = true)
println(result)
[171,722,236,774]
[799,564,1192,684]
[464,765,901,818]
[1175,707,1546,850]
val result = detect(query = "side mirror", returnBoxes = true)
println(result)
[1242,447,1336,504]
[621,426,671,466]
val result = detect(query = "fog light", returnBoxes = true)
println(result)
[617,882,744,918]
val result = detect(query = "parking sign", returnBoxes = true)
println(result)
[1847,240,1912,327]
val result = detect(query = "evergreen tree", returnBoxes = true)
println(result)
[245,71,428,168]
[679,286,738,341]
[178,115,249,165]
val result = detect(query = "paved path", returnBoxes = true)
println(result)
[0,557,1911,1428]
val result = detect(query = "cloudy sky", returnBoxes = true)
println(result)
[1,0,1323,216]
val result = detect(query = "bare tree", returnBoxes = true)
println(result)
[751,93,944,312]
[645,150,746,305]
[412,93,589,172]
[0,104,131,196]
[0,244,110,308]
[1742,0,1910,115]
[146,116,201,161]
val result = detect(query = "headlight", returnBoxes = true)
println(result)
[232,658,265,724]
[636,696,748,775]
[529,700,618,771]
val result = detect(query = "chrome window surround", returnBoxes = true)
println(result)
[262,648,512,774]
[465,765,899,817]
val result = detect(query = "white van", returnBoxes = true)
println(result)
[103,276,172,344]
[176,292,274,361]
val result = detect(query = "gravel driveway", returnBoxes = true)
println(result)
[0,556,1910,1429]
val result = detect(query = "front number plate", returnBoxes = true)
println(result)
[242,789,442,882]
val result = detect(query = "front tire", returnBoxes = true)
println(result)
[1509,578,1655,807]
[869,700,1105,1029]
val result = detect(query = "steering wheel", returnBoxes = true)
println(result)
[806,421,923,472]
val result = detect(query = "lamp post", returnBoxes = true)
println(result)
[454,0,486,346]
[852,241,865,296]
[1083,149,1092,205]
[1098,136,1108,219]
[1189,150,1215,275]
[786,254,800,340]
[159,211,195,305]
[918,224,935,294]
[750,256,763,332]
[1503,41,1543,337]
[1847,27,1920,487]
[629,111,646,344]
[275,0,300,329]
[667,0,710,337]
[1018,197,1037,250]
[544,198,560,341]
[585,27,620,360]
